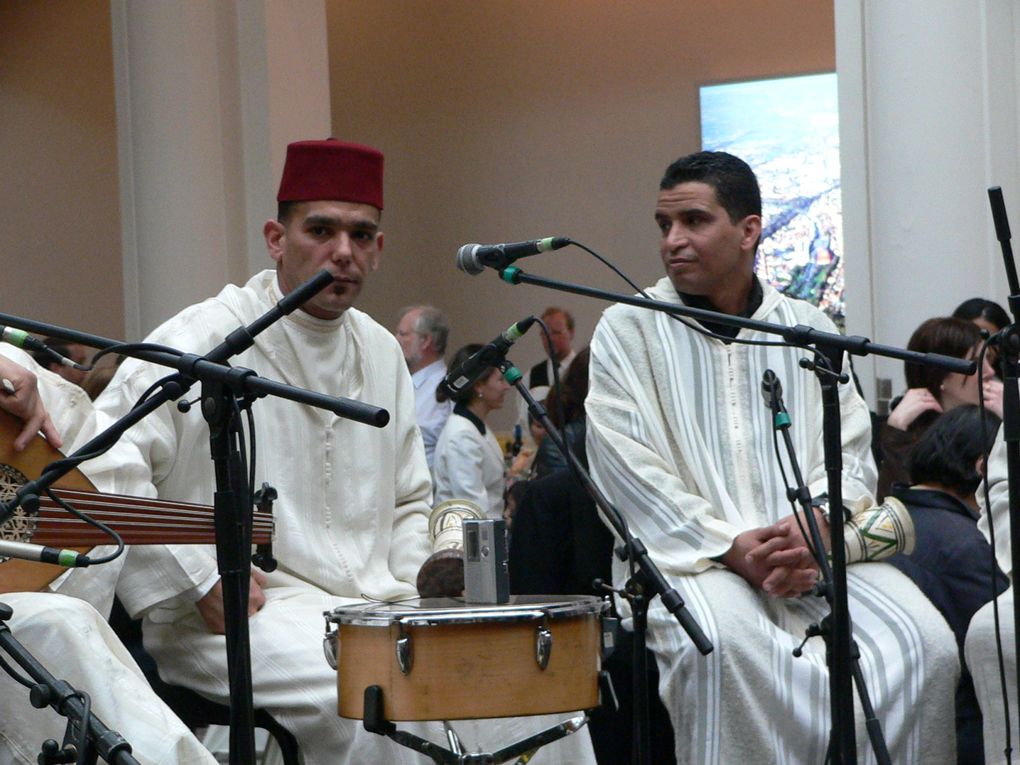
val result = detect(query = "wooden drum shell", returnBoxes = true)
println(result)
[330,596,605,721]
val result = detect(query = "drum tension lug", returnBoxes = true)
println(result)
[397,622,413,674]
[535,613,552,670]
[363,685,396,735]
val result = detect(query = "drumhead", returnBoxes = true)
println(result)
[327,594,605,627]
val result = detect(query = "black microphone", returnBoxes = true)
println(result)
[443,316,537,395]
[761,369,790,428]
[456,237,571,275]
[0,539,91,567]
[0,327,90,372]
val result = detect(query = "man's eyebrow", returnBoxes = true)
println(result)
[303,214,379,232]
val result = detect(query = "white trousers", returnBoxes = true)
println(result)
[0,593,215,765]
[645,564,958,765]
[143,584,597,765]
[966,588,1016,765]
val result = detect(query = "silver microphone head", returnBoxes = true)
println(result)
[456,244,484,275]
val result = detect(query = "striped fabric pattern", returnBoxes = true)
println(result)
[586,277,958,764]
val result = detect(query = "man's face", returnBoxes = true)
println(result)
[541,312,574,361]
[655,182,760,308]
[264,200,382,319]
[396,309,427,370]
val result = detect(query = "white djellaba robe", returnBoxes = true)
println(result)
[0,345,216,765]
[97,270,595,765]
[968,432,1015,765]
[585,276,958,765]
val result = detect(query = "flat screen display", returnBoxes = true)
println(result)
[700,72,844,327]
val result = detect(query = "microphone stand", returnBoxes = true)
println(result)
[0,270,389,765]
[764,372,891,765]
[496,356,712,765]
[986,187,1020,739]
[488,264,971,763]
[0,602,141,765]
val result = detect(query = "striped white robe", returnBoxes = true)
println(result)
[586,277,958,764]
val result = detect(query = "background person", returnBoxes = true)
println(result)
[432,343,511,519]
[394,304,452,473]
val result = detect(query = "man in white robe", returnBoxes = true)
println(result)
[99,140,595,764]
[585,151,958,764]
[968,430,1016,765]
[0,345,216,765]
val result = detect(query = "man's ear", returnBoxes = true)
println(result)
[264,219,286,264]
[740,215,763,254]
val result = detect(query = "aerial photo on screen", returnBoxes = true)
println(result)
[701,72,844,327]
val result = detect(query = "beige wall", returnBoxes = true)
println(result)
[1,0,833,385]
[327,0,834,426]
[0,1,123,341]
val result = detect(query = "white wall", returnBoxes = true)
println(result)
[836,0,1020,403]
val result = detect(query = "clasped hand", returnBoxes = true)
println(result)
[722,509,828,598]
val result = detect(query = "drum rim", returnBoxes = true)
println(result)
[327,594,606,627]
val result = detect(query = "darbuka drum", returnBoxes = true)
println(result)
[324,595,606,721]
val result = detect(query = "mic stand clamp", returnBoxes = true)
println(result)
[498,357,711,765]
[0,603,141,765]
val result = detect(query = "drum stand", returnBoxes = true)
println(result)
[361,685,591,764]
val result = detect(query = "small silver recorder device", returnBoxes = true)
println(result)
[463,518,509,604]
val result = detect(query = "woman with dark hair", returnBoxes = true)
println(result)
[531,346,590,477]
[953,296,1010,375]
[887,406,1007,765]
[878,317,1002,497]
[432,343,510,518]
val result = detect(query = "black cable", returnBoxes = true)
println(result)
[976,337,1013,764]
[569,238,800,351]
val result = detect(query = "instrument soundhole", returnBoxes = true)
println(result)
[0,462,37,550]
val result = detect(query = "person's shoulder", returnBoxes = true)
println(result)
[599,277,673,329]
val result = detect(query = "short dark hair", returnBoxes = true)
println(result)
[904,317,983,402]
[541,306,575,332]
[659,151,762,223]
[277,201,299,225]
[909,405,1001,494]
[952,298,1010,332]
[435,343,496,406]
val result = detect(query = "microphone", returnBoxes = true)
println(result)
[0,539,90,567]
[761,369,790,428]
[456,237,571,275]
[443,316,537,395]
[0,327,89,371]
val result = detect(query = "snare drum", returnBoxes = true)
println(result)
[323,595,606,721]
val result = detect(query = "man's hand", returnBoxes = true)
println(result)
[744,509,828,597]
[886,387,942,430]
[0,357,61,450]
[195,570,268,634]
[722,510,826,598]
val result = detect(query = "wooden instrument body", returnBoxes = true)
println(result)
[0,410,272,593]
[326,595,605,721]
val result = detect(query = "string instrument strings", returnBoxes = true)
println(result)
[0,410,273,547]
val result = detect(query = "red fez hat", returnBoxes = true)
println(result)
[277,139,384,209]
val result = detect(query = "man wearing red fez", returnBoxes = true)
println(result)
[95,140,596,764]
